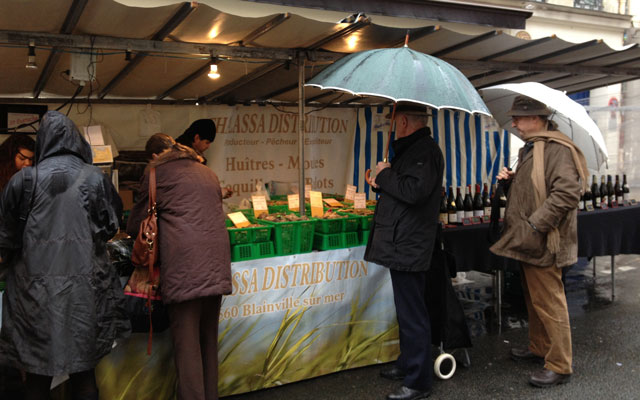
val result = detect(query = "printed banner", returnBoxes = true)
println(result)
[205,106,357,201]
[94,248,399,399]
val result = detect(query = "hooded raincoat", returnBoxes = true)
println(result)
[0,111,130,376]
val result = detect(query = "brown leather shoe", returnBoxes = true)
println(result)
[529,368,571,388]
[510,347,544,362]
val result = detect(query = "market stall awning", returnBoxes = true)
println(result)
[0,0,637,105]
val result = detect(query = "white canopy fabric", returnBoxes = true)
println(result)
[0,0,638,105]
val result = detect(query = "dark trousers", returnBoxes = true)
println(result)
[390,269,433,391]
[167,296,222,400]
[24,369,98,400]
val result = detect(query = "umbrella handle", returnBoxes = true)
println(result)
[365,169,374,186]
[365,103,397,188]
[384,103,397,161]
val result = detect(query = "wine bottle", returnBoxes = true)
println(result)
[472,184,483,217]
[482,183,491,218]
[439,187,448,224]
[447,186,457,224]
[582,185,592,211]
[579,192,585,211]
[591,174,601,208]
[615,175,623,206]
[455,187,464,222]
[607,175,615,207]
[463,185,473,219]
[623,174,630,203]
[599,175,607,207]
[498,185,507,219]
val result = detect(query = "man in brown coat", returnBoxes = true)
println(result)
[490,96,588,388]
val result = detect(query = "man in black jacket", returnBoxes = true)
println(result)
[364,104,444,400]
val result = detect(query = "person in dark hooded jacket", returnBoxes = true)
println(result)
[127,133,231,400]
[0,111,130,400]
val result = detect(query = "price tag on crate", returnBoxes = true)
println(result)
[310,191,324,217]
[631,199,637,205]
[482,215,490,223]
[354,193,367,209]
[471,216,482,225]
[600,203,608,210]
[324,198,343,208]
[251,195,268,217]
[585,204,595,212]
[228,212,251,228]
[345,185,356,202]
[287,194,300,211]
[304,184,312,199]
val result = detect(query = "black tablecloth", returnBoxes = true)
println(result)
[442,205,640,273]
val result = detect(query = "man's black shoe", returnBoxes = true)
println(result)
[380,366,405,381]
[510,347,544,362]
[386,385,431,400]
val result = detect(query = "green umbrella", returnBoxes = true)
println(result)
[307,44,491,116]
[307,41,490,183]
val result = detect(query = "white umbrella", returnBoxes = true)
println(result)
[480,82,608,171]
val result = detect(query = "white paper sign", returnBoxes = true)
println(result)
[345,185,356,201]
[251,195,268,216]
[354,193,367,209]
[288,194,300,210]
[83,125,105,145]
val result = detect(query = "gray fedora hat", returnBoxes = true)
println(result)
[385,102,431,118]
[506,95,552,116]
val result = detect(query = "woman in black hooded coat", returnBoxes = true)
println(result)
[0,111,130,399]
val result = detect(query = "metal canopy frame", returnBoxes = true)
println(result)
[0,0,638,106]
[32,0,89,98]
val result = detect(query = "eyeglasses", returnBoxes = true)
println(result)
[17,151,34,162]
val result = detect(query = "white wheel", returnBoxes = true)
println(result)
[434,352,456,380]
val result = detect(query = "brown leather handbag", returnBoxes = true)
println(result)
[127,167,159,299]
[124,167,167,354]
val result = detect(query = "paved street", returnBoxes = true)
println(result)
[225,255,640,400]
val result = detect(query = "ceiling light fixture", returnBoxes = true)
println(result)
[208,57,220,79]
[26,40,37,69]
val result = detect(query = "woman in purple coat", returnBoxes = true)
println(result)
[127,133,231,400]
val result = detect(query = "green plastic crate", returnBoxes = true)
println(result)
[314,217,345,234]
[226,220,272,245]
[231,241,275,262]
[360,215,373,230]
[337,210,374,231]
[313,232,344,250]
[298,220,315,253]
[343,231,360,247]
[268,204,290,214]
[258,217,315,255]
[359,229,370,245]
[342,215,361,232]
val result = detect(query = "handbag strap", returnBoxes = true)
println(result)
[146,167,158,355]
[148,167,156,213]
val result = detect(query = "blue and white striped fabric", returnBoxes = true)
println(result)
[351,106,510,198]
